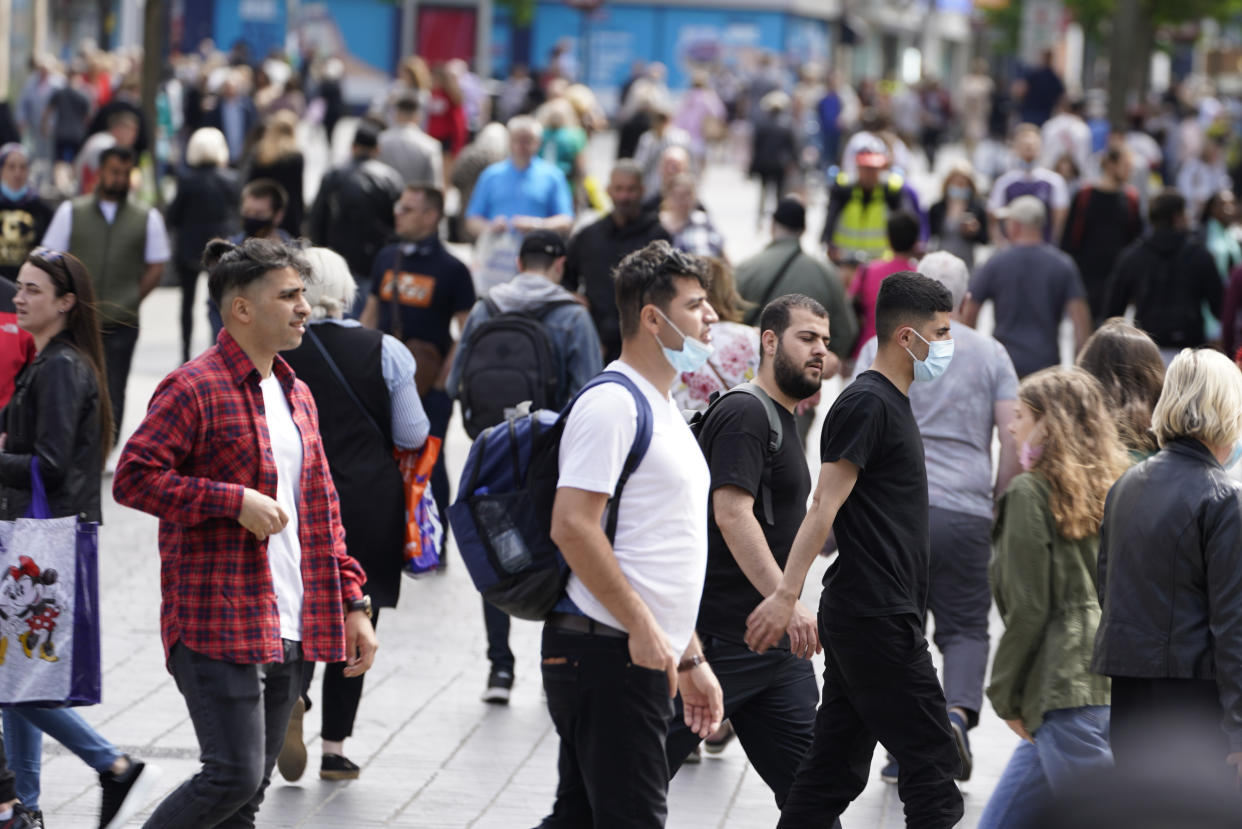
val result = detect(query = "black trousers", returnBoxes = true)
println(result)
[145,640,304,828]
[778,608,963,829]
[423,388,453,554]
[298,608,381,742]
[176,261,202,364]
[536,626,675,829]
[101,323,140,445]
[483,598,514,672]
[666,637,821,812]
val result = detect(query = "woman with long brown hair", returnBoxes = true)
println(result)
[0,248,157,828]
[1076,318,1165,460]
[979,367,1130,828]
[245,110,304,237]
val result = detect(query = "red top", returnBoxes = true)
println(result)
[0,311,36,410]
[112,330,365,667]
[426,88,468,157]
[850,254,920,358]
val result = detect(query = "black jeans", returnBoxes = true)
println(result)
[101,323,140,445]
[483,599,514,672]
[778,608,964,829]
[927,506,993,727]
[297,608,381,742]
[423,388,453,551]
[144,640,304,828]
[536,626,675,829]
[666,637,821,811]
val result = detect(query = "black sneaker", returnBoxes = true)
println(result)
[481,668,514,704]
[879,754,899,783]
[703,720,735,755]
[100,756,161,829]
[320,753,361,780]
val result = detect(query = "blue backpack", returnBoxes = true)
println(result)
[448,371,654,620]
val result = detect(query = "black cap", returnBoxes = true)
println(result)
[353,122,380,149]
[773,197,806,231]
[519,229,567,260]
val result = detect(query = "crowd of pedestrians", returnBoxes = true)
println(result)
[0,34,1240,829]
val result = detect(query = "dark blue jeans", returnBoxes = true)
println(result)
[536,626,674,829]
[483,599,514,672]
[144,640,303,828]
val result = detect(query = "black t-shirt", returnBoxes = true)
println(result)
[820,370,930,617]
[696,393,810,645]
[49,86,90,143]
[369,239,476,356]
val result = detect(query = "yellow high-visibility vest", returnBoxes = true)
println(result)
[832,172,904,258]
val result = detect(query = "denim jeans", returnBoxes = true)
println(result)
[2,707,121,810]
[976,705,1113,829]
[144,640,303,828]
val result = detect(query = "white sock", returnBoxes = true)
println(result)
[0,807,13,820]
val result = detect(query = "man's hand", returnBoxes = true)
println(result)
[238,488,288,541]
[629,622,679,698]
[787,602,821,660]
[745,589,797,654]
[490,215,509,232]
[679,663,724,739]
[511,215,543,233]
[1004,718,1034,744]
[342,610,378,678]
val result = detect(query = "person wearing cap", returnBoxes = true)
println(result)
[447,228,603,704]
[750,90,798,225]
[962,195,1091,377]
[307,120,405,301]
[563,159,671,363]
[987,123,1070,245]
[821,140,921,266]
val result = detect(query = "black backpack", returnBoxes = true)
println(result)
[457,297,579,439]
[687,382,783,525]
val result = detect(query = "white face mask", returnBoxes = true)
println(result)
[905,328,954,382]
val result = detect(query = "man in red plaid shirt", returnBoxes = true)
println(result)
[113,237,378,827]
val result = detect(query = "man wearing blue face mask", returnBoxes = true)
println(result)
[747,271,964,828]
[536,240,724,828]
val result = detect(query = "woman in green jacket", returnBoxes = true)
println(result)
[978,368,1130,829]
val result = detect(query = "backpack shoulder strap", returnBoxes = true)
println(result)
[756,246,805,311]
[1068,184,1094,250]
[703,382,783,525]
[305,325,386,443]
[559,370,654,542]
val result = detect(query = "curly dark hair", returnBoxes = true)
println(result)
[614,240,710,338]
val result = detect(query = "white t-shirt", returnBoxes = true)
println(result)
[260,375,305,641]
[557,360,710,653]
[42,198,171,264]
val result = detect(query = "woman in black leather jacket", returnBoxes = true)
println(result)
[1093,347,1242,788]
[0,249,156,825]
[0,248,112,520]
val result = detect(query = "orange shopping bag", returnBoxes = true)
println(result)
[395,436,443,576]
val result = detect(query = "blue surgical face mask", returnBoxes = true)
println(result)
[905,328,954,382]
[0,183,28,202]
[1226,442,1242,469]
[948,185,972,200]
[654,307,714,374]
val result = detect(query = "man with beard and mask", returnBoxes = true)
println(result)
[852,252,1021,785]
[42,145,169,446]
[664,294,842,822]
[563,159,670,363]
[747,271,964,829]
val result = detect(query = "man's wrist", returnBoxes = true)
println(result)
[677,653,706,673]
[345,594,372,616]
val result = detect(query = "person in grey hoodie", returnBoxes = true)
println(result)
[445,228,604,703]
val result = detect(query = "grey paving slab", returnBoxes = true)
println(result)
[31,128,1028,827]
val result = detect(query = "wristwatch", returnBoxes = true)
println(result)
[346,595,372,616]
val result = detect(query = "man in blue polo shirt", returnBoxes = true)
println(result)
[465,115,573,242]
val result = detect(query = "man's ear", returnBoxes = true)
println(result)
[229,292,250,325]
[761,328,778,358]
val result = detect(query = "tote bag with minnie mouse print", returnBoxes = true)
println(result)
[0,458,100,707]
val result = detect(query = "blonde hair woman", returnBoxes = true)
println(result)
[245,110,304,237]
[1094,348,1242,788]
[979,368,1130,829]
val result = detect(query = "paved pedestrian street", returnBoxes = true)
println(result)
[40,140,1027,827]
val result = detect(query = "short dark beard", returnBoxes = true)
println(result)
[99,187,128,202]
[773,342,821,400]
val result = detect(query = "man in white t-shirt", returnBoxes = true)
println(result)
[536,240,724,828]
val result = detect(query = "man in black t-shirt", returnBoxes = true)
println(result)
[747,272,964,828]
[665,295,835,814]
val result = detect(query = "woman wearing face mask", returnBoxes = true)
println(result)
[928,160,988,271]
[978,368,1129,829]
[0,145,52,282]
[1093,348,1242,790]
[165,128,238,363]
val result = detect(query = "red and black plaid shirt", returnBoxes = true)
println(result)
[113,330,365,666]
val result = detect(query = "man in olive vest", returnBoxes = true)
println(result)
[42,145,169,448]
